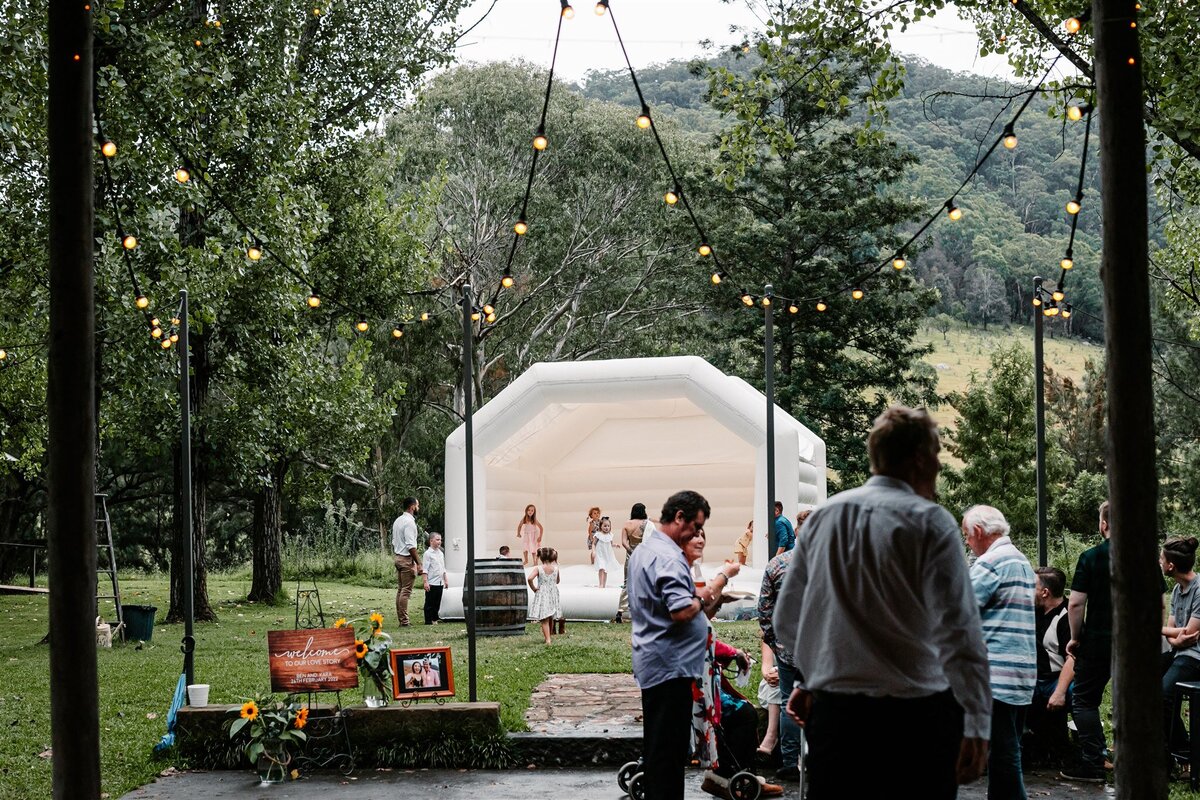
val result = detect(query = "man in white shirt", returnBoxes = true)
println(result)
[422,533,448,625]
[775,405,991,799]
[391,497,424,627]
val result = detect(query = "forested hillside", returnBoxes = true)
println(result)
[580,56,1111,341]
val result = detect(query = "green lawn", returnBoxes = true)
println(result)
[0,575,767,798]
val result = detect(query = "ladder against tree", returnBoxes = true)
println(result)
[96,494,124,641]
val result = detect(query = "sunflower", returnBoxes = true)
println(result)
[369,612,384,631]
[355,639,367,659]
[294,707,309,730]
[240,701,259,721]
[333,617,347,629]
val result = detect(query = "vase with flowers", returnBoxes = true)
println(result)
[226,696,309,783]
[336,612,392,707]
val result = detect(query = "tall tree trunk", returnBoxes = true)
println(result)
[373,444,389,555]
[167,327,215,621]
[249,460,286,602]
[1094,0,1164,797]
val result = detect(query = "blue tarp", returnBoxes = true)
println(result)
[154,673,187,752]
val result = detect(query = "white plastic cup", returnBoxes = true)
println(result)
[187,684,210,707]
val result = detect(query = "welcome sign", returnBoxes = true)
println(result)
[267,629,359,693]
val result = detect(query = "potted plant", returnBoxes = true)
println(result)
[226,696,309,783]
[336,612,392,707]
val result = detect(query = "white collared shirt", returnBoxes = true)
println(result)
[392,512,418,557]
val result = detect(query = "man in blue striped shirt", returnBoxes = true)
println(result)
[963,505,1037,800]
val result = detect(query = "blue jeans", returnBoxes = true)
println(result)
[989,700,1028,800]
[776,661,803,767]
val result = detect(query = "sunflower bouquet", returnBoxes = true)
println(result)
[225,696,308,782]
[336,612,393,705]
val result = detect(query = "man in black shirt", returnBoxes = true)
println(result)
[1025,566,1076,769]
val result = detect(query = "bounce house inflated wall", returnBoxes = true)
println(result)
[442,356,826,574]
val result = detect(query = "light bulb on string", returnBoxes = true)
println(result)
[664,188,679,206]
[594,0,608,14]
[1032,295,1043,307]
[307,290,321,308]
[636,105,652,130]
[1066,195,1082,215]
[170,332,179,343]
[816,300,828,312]
[788,303,799,314]
[1001,123,1018,150]
[559,0,574,18]
[355,318,370,333]
[122,234,138,250]
[471,309,482,322]
[761,296,772,308]
[101,141,117,158]
[946,201,962,221]
[486,312,497,323]
[1053,289,1065,302]
[151,326,163,339]
[532,126,548,151]
[247,243,263,261]
[392,326,404,339]
[740,291,753,307]
[1061,250,1074,270]
[1064,15,1084,34]
[514,218,528,236]
[502,272,515,289]
[420,312,431,322]
[174,167,190,183]
[482,304,495,316]
[171,317,181,326]
[151,317,160,328]
[697,242,712,257]
[851,287,865,300]
[892,254,907,270]
[710,271,724,285]
[135,294,149,309]
[0,349,6,361]
[161,338,173,349]
[1062,304,1073,319]
[1066,103,1092,121]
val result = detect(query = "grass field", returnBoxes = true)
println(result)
[0,576,766,798]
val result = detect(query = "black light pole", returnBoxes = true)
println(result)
[179,290,195,685]
[462,284,478,703]
[764,284,777,558]
[1033,277,1048,568]
[47,1,101,794]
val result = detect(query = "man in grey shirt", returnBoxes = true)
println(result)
[627,490,739,800]
[775,405,991,799]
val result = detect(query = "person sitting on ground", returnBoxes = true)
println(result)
[1160,536,1200,767]
[684,528,783,800]
[1023,566,1078,769]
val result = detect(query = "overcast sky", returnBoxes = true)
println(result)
[453,0,1018,83]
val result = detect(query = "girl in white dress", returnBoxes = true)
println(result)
[527,547,561,645]
[593,516,620,588]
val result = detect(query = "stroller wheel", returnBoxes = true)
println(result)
[629,771,646,800]
[617,761,639,793]
[729,771,762,800]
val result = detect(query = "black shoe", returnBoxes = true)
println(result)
[773,765,800,782]
[1060,764,1105,783]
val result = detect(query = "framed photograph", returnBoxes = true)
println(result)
[389,647,456,700]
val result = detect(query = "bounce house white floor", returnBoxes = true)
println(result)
[439,561,763,622]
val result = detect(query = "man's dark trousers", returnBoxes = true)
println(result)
[641,677,694,800]
[807,690,963,800]
[1071,645,1111,769]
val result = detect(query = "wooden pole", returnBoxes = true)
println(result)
[1092,1,1164,796]
[46,1,101,796]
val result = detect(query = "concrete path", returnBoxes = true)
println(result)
[121,767,1115,799]
[525,673,643,734]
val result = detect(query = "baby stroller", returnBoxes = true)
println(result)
[616,742,766,800]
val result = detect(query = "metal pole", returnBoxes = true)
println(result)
[47,0,101,794]
[1093,0,1162,795]
[180,290,195,686]
[462,285,477,703]
[1033,279,1047,568]
[764,284,776,557]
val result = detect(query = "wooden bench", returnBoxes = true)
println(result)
[0,585,49,595]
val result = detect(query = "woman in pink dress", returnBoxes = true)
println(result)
[516,504,544,566]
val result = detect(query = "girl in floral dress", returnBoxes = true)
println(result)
[527,547,561,645]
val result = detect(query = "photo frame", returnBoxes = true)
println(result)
[389,646,456,700]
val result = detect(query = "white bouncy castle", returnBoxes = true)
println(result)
[439,356,826,621]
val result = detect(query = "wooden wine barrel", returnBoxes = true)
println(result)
[471,558,529,637]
